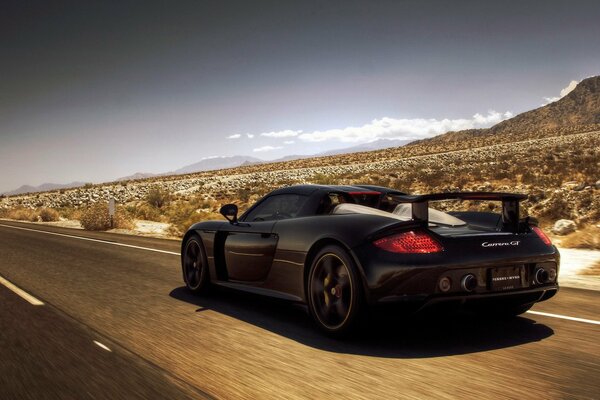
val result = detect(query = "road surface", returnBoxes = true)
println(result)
[0,220,598,399]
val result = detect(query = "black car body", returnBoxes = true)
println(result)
[181,185,559,335]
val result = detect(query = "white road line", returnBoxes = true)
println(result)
[0,223,180,256]
[526,310,600,326]
[93,340,112,352]
[0,275,44,306]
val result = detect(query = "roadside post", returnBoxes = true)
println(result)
[108,198,115,229]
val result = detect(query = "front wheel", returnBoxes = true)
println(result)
[182,234,210,294]
[307,245,363,337]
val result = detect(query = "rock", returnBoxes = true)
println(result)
[562,181,579,190]
[595,179,600,189]
[551,219,577,235]
[573,182,586,191]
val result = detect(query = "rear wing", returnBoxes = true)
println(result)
[391,192,528,232]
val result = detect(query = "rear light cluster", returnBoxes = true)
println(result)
[373,231,443,254]
[532,226,552,246]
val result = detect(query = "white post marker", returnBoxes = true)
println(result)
[108,197,115,229]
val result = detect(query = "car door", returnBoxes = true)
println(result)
[223,221,278,282]
[222,193,308,282]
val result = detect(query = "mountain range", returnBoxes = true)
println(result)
[4,76,599,196]
[2,182,87,197]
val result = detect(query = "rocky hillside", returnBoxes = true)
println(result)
[1,77,599,234]
[491,76,600,133]
[412,76,600,147]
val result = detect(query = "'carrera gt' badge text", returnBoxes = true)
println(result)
[481,241,520,248]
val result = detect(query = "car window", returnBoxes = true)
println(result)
[316,193,350,214]
[243,194,308,222]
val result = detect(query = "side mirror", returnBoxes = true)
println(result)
[220,204,238,224]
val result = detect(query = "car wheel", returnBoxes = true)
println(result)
[182,234,210,294]
[307,245,363,336]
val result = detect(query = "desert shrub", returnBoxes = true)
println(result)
[560,225,600,250]
[310,173,339,185]
[146,187,171,208]
[39,208,60,222]
[580,260,600,276]
[166,201,222,236]
[58,207,82,220]
[6,207,38,222]
[535,195,571,222]
[83,183,94,189]
[128,202,163,221]
[80,203,133,231]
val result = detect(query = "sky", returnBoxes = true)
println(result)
[1,0,599,193]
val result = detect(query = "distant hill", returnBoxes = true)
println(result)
[412,76,600,147]
[173,155,264,174]
[116,172,160,181]
[490,76,600,134]
[3,182,86,196]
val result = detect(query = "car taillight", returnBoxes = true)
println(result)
[532,226,552,246]
[373,231,443,253]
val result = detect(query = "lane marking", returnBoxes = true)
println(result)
[93,340,112,352]
[0,275,44,306]
[0,223,180,256]
[526,310,600,326]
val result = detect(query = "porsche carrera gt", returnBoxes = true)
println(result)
[181,185,559,335]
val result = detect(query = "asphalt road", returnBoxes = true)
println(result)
[0,220,598,399]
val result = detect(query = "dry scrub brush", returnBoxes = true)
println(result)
[39,208,60,222]
[560,225,600,250]
[3,207,39,222]
[80,203,133,231]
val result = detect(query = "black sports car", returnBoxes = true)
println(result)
[181,185,559,335]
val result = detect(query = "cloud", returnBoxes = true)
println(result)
[260,129,302,138]
[246,133,255,139]
[297,111,512,143]
[226,133,241,139]
[283,140,295,145]
[560,80,578,97]
[543,96,560,104]
[253,145,283,152]
[543,79,578,105]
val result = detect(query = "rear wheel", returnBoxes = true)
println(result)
[307,245,363,336]
[182,234,210,294]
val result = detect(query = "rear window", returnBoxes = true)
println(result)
[348,192,381,208]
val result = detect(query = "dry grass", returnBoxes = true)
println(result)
[3,207,39,222]
[80,203,134,231]
[39,208,60,222]
[580,260,600,276]
[560,225,600,250]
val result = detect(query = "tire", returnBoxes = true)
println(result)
[307,245,363,337]
[182,234,210,294]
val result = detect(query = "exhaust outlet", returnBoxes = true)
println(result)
[534,268,549,284]
[461,274,477,292]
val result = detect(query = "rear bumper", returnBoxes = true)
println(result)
[354,252,559,305]
[375,284,558,312]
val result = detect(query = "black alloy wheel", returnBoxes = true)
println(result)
[307,245,362,336]
[182,235,209,294]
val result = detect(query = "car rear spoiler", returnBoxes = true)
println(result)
[391,192,528,232]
